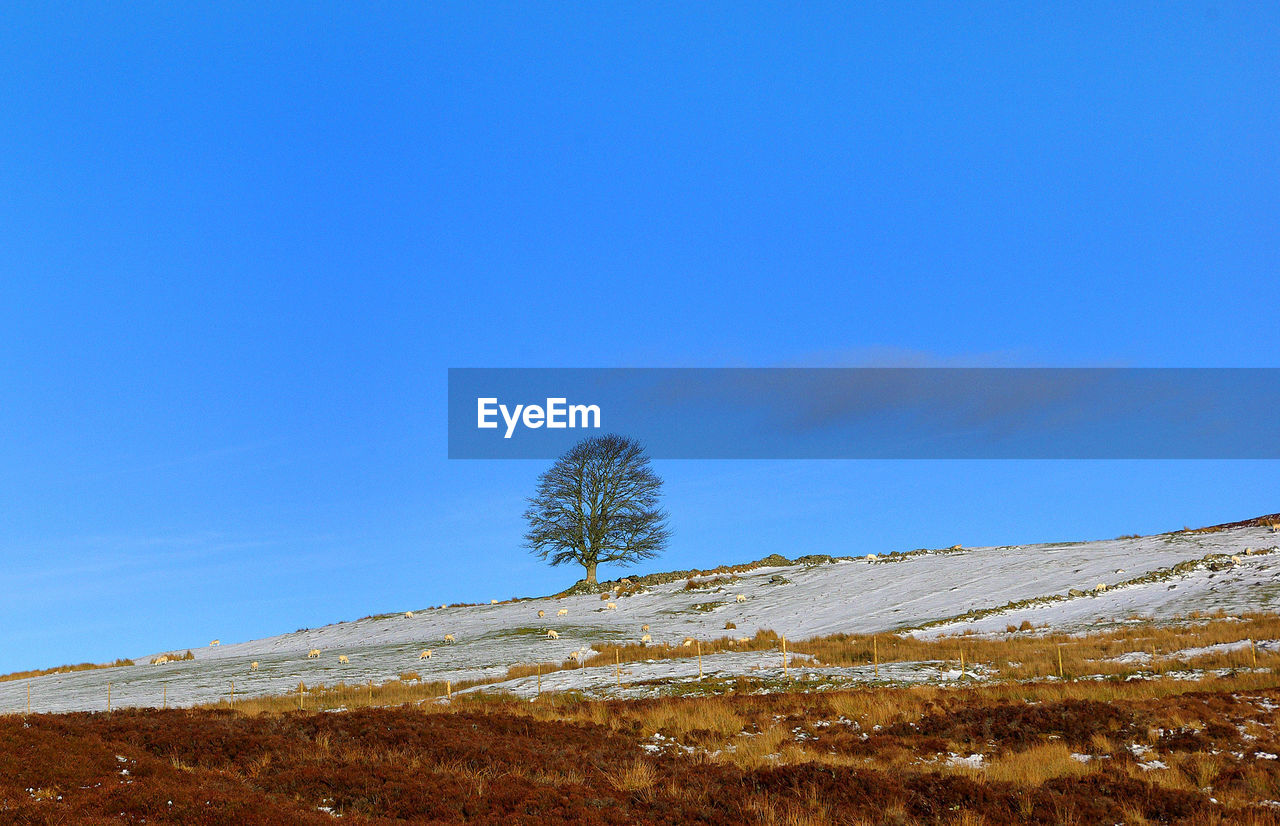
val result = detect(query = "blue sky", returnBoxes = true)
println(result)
[1,3,1276,674]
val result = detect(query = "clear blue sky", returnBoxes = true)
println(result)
[1,3,1276,674]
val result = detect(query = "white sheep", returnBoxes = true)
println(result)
[419,649,433,659]
[210,639,220,647]
[307,649,321,658]
[151,655,170,665]
[440,604,447,609]
[443,634,456,644]
[537,610,546,618]
[250,661,259,671]
[735,594,747,603]
[1094,583,1107,592]
[736,636,750,644]
[546,629,560,639]
[606,602,617,610]
[1231,555,1243,564]
[640,634,651,644]
[557,609,569,617]
[682,637,696,647]
[338,654,350,664]
[405,611,414,618]
[491,599,499,604]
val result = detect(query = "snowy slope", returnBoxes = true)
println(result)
[3,523,1277,713]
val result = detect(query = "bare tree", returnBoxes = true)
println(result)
[523,434,670,585]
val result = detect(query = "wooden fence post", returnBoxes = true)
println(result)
[1057,644,1064,680]
[107,681,112,713]
[230,680,235,710]
[782,636,788,679]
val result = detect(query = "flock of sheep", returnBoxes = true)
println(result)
[157,585,755,677]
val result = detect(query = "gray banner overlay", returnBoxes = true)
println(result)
[448,368,1280,459]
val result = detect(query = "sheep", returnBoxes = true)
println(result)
[537,610,546,618]
[606,602,617,610]
[491,599,499,604]
[250,661,259,671]
[443,634,456,644]
[419,649,433,659]
[557,609,568,617]
[1093,583,1107,592]
[338,655,350,664]
[151,655,170,665]
[210,639,220,647]
[682,637,696,647]
[405,611,415,618]
[440,604,447,609]
[307,649,321,658]
[736,636,750,644]
[640,634,651,644]
[735,594,747,603]
[546,629,560,639]
[1231,555,1243,563]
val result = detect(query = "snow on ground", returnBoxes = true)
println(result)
[3,525,1277,713]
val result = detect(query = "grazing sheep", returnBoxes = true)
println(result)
[682,637,696,647]
[250,661,258,671]
[546,629,560,639]
[338,655,350,664]
[443,634,456,644]
[1231,555,1243,564]
[210,639,220,647]
[557,609,568,617]
[151,655,170,665]
[606,602,617,610]
[736,636,750,644]
[405,611,414,618]
[419,649,433,659]
[735,594,747,603]
[537,610,545,617]
[491,599,499,604]
[307,649,321,658]
[1094,583,1107,592]
[641,634,651,644]
[440,604,447,609]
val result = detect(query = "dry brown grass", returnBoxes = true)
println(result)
[980,742,1090,784]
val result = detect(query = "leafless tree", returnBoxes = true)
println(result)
[523,434,669,585]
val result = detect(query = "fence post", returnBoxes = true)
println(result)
[230,680,235,710]
[782,636,788,679]
[1057,644,1064,680]
[873,637,878,679]
[107,681,112,713]
[27,682,30,715]
[697,640,702,680]
[615,649,620,687]
[537,663,541,696]
[959,649,965,680]
[1252,639,1258,668]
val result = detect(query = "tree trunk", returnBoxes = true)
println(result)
[584,560,598,585]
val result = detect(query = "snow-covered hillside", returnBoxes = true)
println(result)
[5,520,1278,713]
